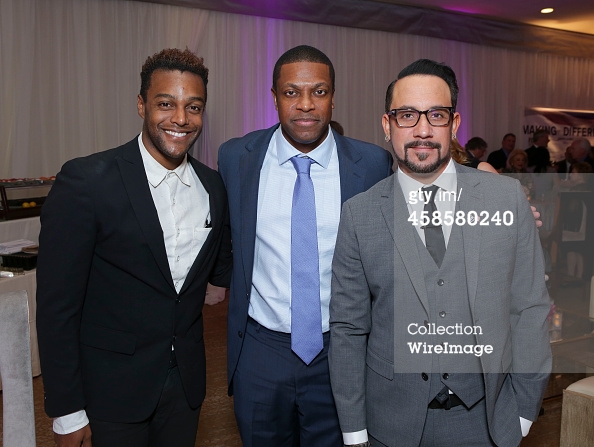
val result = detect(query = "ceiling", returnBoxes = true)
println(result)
[378,0,594,35]
[133,0,594,58]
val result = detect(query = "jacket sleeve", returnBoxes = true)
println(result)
[508,179,552,421]
[36,158,96,417]
[329,201,372,433]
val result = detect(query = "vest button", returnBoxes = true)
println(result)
[422,372,428,381]
[439,311,446,318]
[443,373,449,380]
[437,279,445,286]
[238,331,243,338]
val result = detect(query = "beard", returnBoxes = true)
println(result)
[395,140,450,174]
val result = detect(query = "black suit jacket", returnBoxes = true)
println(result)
[36,137,232,422]
[486,148,508,171]
[525,145,551,170]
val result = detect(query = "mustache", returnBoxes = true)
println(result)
[404,141,441,150]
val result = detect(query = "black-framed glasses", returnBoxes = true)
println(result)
[387,107,454,128]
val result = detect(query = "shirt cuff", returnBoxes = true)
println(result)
[519,416,533,437]
[53,410,89,435]
[343,429,368,445]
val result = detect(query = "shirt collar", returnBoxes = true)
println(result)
[275,125,334,168]
[397,157,457,196]
[138,133,191,187]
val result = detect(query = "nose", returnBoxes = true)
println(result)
[171,106,188,126]
[296,94,314,112]
[413,113,433,138]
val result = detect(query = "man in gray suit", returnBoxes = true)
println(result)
[329,59,551,447]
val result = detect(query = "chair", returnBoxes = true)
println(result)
[560,376,594,446]
[548,191,594,280]
[0,290,36,447]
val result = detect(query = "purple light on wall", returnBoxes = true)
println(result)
[442,6,482,15]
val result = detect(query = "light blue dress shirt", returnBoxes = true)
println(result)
[248,126,341,333]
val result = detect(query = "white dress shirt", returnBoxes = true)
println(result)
[53,134,210,434]
[249,126,341,333]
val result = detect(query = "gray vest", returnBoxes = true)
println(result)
[414,221,485,408]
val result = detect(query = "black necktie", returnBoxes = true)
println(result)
[422,185,446,267]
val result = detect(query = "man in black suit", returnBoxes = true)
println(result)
[36,48,232,447]
[486,133,515,172]
[464,136,488,168]
[525,129,551,171]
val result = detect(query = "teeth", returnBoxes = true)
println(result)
[165,130,187,137]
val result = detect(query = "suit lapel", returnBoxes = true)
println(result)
[381,173,430,314]
[455,164,483,314]
[117,140,174,290]
[335,132,366,204]
[239,126,276,292]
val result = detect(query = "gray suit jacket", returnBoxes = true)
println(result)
[329,162,551,447]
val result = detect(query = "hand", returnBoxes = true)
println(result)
[530,206,542,228]
[54,424,92,447]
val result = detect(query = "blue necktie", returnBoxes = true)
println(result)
[290,156,323,365]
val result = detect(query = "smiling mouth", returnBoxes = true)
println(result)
[165,130,190,137]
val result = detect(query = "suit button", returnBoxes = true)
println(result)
[439,311,446,318]
[238,331,243,338]
[437,279,445,286]
[424,320,429,328]
[421,372,428,381]
[176,298,180,304]
[443,373,449,380]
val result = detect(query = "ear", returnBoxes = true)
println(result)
[382,113,391,140]
[271,88,278,111]
[451,112,461,136]
[331,91,335,109]
[137,94,145,119]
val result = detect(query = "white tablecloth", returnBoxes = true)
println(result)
[0,216,41,244]
[0,269,40,389]
[0,217,41,390]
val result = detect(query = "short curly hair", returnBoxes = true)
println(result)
[140,48,208,102]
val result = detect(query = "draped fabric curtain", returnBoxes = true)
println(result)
[2,0,594,177]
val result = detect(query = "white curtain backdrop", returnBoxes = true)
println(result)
[2,0,594,177]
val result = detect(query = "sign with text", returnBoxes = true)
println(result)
[523,107,594,162]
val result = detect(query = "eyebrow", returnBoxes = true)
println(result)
[284,82,329,90]
[154,93,205,103]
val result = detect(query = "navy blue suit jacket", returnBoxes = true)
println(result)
[217,124,392,392]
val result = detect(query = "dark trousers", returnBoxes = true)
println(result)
[232,318,342,447]
[89,366,201,447]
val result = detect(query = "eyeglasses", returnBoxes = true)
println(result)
[387,107,454,128]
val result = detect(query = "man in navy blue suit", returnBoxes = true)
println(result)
[218,45,392,446]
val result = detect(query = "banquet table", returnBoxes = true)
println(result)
[0,216,42,390]
[0,216,41,245]
[0,269,40,388]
